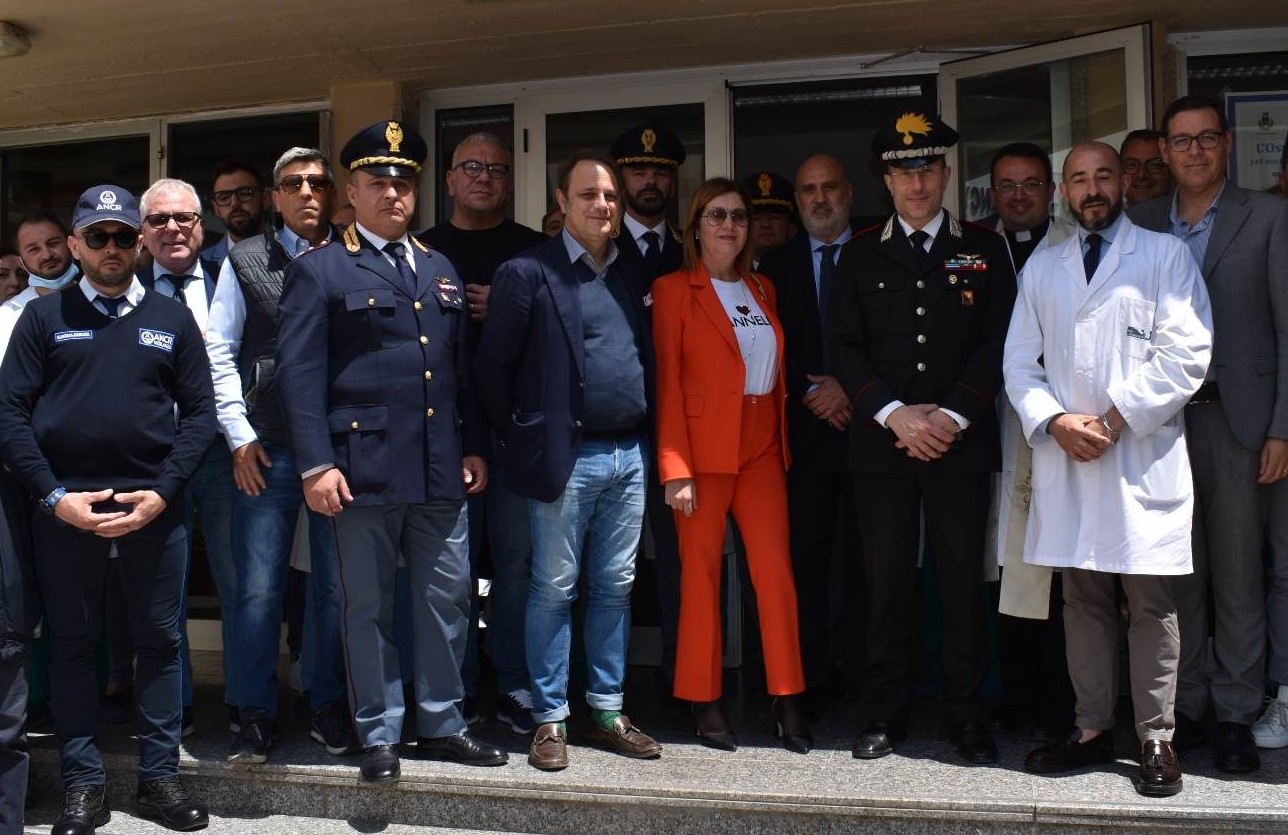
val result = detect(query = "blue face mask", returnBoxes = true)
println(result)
[25,261,79,291]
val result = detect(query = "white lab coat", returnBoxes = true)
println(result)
[1003,216,1212,575]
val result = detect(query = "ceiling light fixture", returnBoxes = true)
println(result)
[0,22,31,59]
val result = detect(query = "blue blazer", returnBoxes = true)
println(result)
[275,229,483,506]
[474,234,655,503]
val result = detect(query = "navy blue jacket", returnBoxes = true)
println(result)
[275,228,483,506]
[474,235,655,503]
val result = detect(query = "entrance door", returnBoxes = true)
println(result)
[939,25,1153,220]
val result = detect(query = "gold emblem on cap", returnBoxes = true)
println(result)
[386,121,404,154]
[641,128,657,154]
[895,113,933,146]
[757,173,772,197]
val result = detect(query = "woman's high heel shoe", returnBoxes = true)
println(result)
[692,700,737,752]
[773,695,813,754]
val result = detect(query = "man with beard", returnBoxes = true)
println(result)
[4,215,81,353]
[206,147,357,763]
[759,154,857,706]
[1130,96,1288,773]
[201,160,267,265]
[742,171,796,269]
[1121,130,1172,207]
[0,184,216,832]
[1008,141,1212,797]
[829,115,1015,764]
[417,132,545,733]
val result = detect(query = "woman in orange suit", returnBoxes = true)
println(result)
[652,177,809,754]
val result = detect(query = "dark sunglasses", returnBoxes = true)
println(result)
[143,212,200,229]
[80,229,140,250]
[278,175,333,194]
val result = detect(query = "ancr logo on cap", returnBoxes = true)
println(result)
[97,190,122,211]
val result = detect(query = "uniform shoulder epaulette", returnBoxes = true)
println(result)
[669,223,683,244]
[343,223,361,253]
[412,236,430,253]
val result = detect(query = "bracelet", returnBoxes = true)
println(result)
[1099,413,1121,444]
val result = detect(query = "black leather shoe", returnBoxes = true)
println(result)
[360,744,401,783]
[52,785,109,835]
[1136,739,1183,797]
[692,700,737,752]
[416,731,508,766]
[1172,713,1207,754]
[136,777,208,831]
[852,720,905,759]
[227,709,273,764]
[773,695,813,755]
[1213,721,1260,774]
[951,721,998,764]
[1025,729,1115,774]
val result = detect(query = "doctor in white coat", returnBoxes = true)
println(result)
[1003,142,1212,798]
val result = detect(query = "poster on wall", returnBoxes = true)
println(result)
[1224,91,1288,193]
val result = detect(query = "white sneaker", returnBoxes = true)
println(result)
[1252,687,1288,749]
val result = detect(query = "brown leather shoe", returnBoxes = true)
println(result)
[528,723,569,771]
[1136,739,1183,797]
[584,715,662,759]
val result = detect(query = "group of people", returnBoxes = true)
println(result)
[0,90,1286,835]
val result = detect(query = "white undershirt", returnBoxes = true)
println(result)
[711,278,777,396]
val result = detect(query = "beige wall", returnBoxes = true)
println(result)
[328,81,418,205]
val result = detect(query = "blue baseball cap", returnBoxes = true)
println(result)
[71,184,141,230]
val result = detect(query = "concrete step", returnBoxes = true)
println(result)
[24,808,523,835]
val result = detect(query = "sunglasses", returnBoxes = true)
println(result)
[701,207,749,227]
[143,212,200,229]
[211,186,261,206]
[278,175,333,194]
[80,229,140,250]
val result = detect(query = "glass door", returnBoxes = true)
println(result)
[938,25,1152,220]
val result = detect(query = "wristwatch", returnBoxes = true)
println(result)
[40,486,67,516]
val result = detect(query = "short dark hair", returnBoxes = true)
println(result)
[990,142,1053,185]
[211,158,264,189]
[1121,129,1165,155]
[15,211,69,239]
[1161,95,1228,136]
[0,247,18,259]
[554,150,622,198]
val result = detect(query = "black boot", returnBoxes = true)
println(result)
[773,695,813,754]
[52,785,109,835]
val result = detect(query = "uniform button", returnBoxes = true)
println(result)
[916,280,925,289]
[414,301,423,311]
[916,307,926,316]
[350,421,360,430]
[917,334,926,343]
[419,335,429,345]
[424,370,433,381]
[916,362,926,371]
[426,408,435,418]
[575,420,584,428]
[878,282,885,289]
[367,297,375,307]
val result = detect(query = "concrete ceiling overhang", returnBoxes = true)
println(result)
[0,0,1286,130]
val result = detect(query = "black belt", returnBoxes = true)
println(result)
[1189,381,1220,405]
[583,426,645,442]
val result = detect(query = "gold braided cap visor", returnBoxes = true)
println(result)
[616,155,681,167]
[348,156,423,173]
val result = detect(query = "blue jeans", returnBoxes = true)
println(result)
[488,461,533,696]
[526,437,646,723]
[231,442,343,718]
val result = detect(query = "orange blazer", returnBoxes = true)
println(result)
[652,267,790,483]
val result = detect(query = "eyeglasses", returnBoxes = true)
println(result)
[211,186,261,206]
[1166,130,1224,152]
[80,229,140,250]
[453,160,511,179]
[278,175,333,194]
[888,166,945,183]
[1123,158,1167,174]
[701,207,749,227]
[992,179,1047,196]
[143,212,200,229]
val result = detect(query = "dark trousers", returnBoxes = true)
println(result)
[646,472,682,678]
[34,509,186,788]
[0,473,35,835]
[786,459,856,694]
[852,471,990,725]
[996,573,1075,732]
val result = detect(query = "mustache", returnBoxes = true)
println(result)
[1080,197,1110,209]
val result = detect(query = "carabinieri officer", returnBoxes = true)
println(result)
[275,120,505,783]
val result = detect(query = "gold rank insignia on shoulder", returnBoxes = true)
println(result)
[412,236,430,253]
[343,224,361,253]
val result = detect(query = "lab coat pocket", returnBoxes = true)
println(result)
[1119,297,1156,362]
[1126,424,1186,510]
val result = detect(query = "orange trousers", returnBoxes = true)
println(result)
[672,395,805,702]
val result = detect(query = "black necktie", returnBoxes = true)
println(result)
[908,230,931,270]
[817,243,840,336]
[1083,233,1103,283]
[383,242,417,296]
[160,273,188,305]
[97,295,125,319]
[641,230,662,276]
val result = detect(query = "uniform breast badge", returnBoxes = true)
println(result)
[435,277,465,310]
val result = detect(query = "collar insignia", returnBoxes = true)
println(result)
[343,224,361,253]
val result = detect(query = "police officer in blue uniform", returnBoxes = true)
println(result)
[275,120,506,783]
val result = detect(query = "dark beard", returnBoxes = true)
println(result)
[1076,197,1123,232]
[626,189,667,220]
